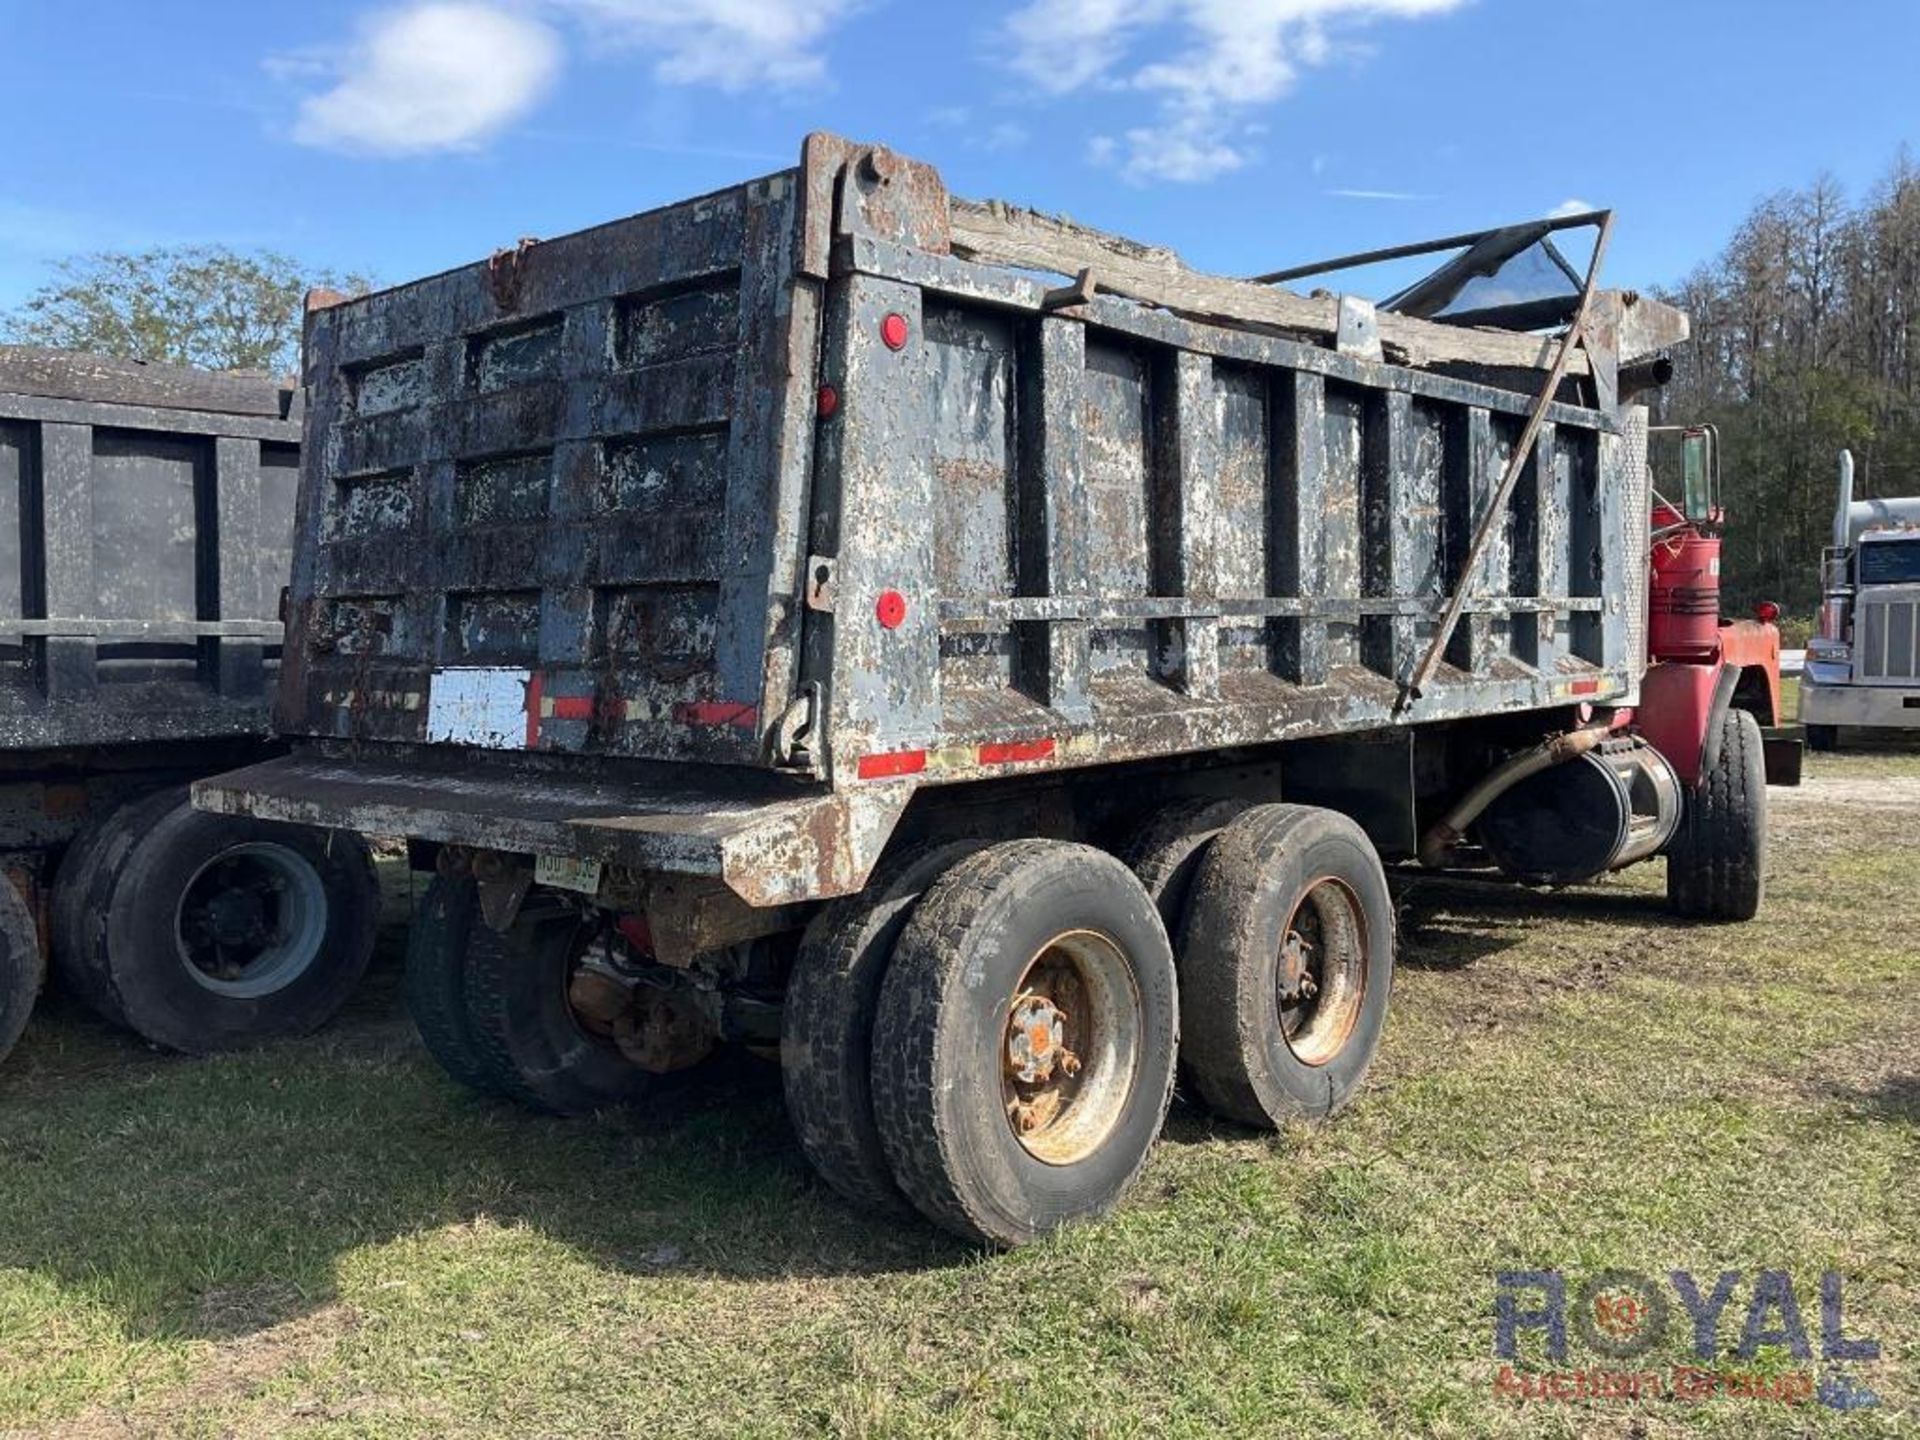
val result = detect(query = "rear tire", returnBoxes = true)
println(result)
[461,901,654,1116]
[1178,804,1395,1129]
[782,840,984,1214]
[403,874,502,1097]
[871,840,1178,1248]
[1117,798,1248,933]
[1805,723,1838,753]
[0,878,42,1068]
[50,791,165,1029]
[58,790,380,1053]
[1667,708,1767,922]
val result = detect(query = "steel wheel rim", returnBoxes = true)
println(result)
[1001,929,1142,1166]
[175,843,328,998]
[1275,875,1368,1067]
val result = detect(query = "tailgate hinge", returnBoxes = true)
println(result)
[771,681,823,769]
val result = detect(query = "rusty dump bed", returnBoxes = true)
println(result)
[0,349,300,750]
[199,132,1669,905]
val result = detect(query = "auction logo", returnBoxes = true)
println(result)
[1493,1269,1880,1411]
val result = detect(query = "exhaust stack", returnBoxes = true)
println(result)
[1832,449,1920,547]
[1834,449,1855,551]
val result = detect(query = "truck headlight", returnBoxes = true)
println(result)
[1808,638,1850,663]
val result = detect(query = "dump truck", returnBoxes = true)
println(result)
[0,348,379,1070]
[196,134,1759,1247]
[1804,449,1920,748]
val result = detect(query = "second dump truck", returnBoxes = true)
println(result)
[0,348,379,1070]
[198,135,1761,1246]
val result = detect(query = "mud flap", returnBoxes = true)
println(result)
[1760,726,1805,787]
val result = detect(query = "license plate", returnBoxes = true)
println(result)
[535,854,604,896]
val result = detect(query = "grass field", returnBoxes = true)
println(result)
[0,729,1915,1437]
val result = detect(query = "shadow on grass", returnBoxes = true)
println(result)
[1809,729,1920,755]
[0,959,964,1348]
[1828,1072,1920,1129]
[1391,872,1683,973]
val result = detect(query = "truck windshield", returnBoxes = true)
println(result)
[1859,538,1920,586]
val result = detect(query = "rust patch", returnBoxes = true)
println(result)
[487,236,540,313]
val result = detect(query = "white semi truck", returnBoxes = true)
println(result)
[1803,450,1920,749]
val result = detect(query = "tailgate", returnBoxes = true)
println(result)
[283,170,819,769]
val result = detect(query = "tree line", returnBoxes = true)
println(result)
[1655,151,1920,615]
[0,247,368,379]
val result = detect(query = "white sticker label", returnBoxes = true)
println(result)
[535,854,604,896]
[425,667,531,749]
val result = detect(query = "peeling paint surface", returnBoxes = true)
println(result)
[225,134,1652,910]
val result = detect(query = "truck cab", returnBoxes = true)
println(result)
[1803,450,1920,748]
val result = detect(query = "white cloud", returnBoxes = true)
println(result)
[1006,0,1164,96]
[1328,187,1437,201]
[292,3,563,155]
[1549,197,1598,219]
[553,0,860,92]
[1101,119,1248,183]
[284,0,860,158]
[1007,0,1471,184]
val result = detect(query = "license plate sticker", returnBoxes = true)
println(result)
[535,854,604,896]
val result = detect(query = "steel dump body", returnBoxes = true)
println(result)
[199,135,1650,909]
[0,350,300,751]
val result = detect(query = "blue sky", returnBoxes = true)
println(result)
[2,0,1917,311]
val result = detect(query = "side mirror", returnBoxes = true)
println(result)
[1679,428,1717,524]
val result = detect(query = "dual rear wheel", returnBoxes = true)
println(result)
[397,805,1395,1248]
[402,877,667,1116]
[783,806,1395,1247]
[48,790,380,1054]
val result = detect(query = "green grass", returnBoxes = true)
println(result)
[1,751,1916,1438]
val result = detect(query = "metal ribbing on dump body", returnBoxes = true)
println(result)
[203,133,1676,909]
[0,347,300,751]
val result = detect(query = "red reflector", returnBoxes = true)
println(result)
[1569,678,1602,696]
[857,749,926,780]
[978,737,1055,766]
[549,696,596,721]
[875,589,908,629]
[880,313,910,350]
[817,384,839,418]
[525,670,545,748]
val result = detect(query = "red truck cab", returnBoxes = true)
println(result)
[1635,426,1803,788]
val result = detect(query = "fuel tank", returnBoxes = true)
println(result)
[1650,503,1721,662]
[1476,736,1682,885]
